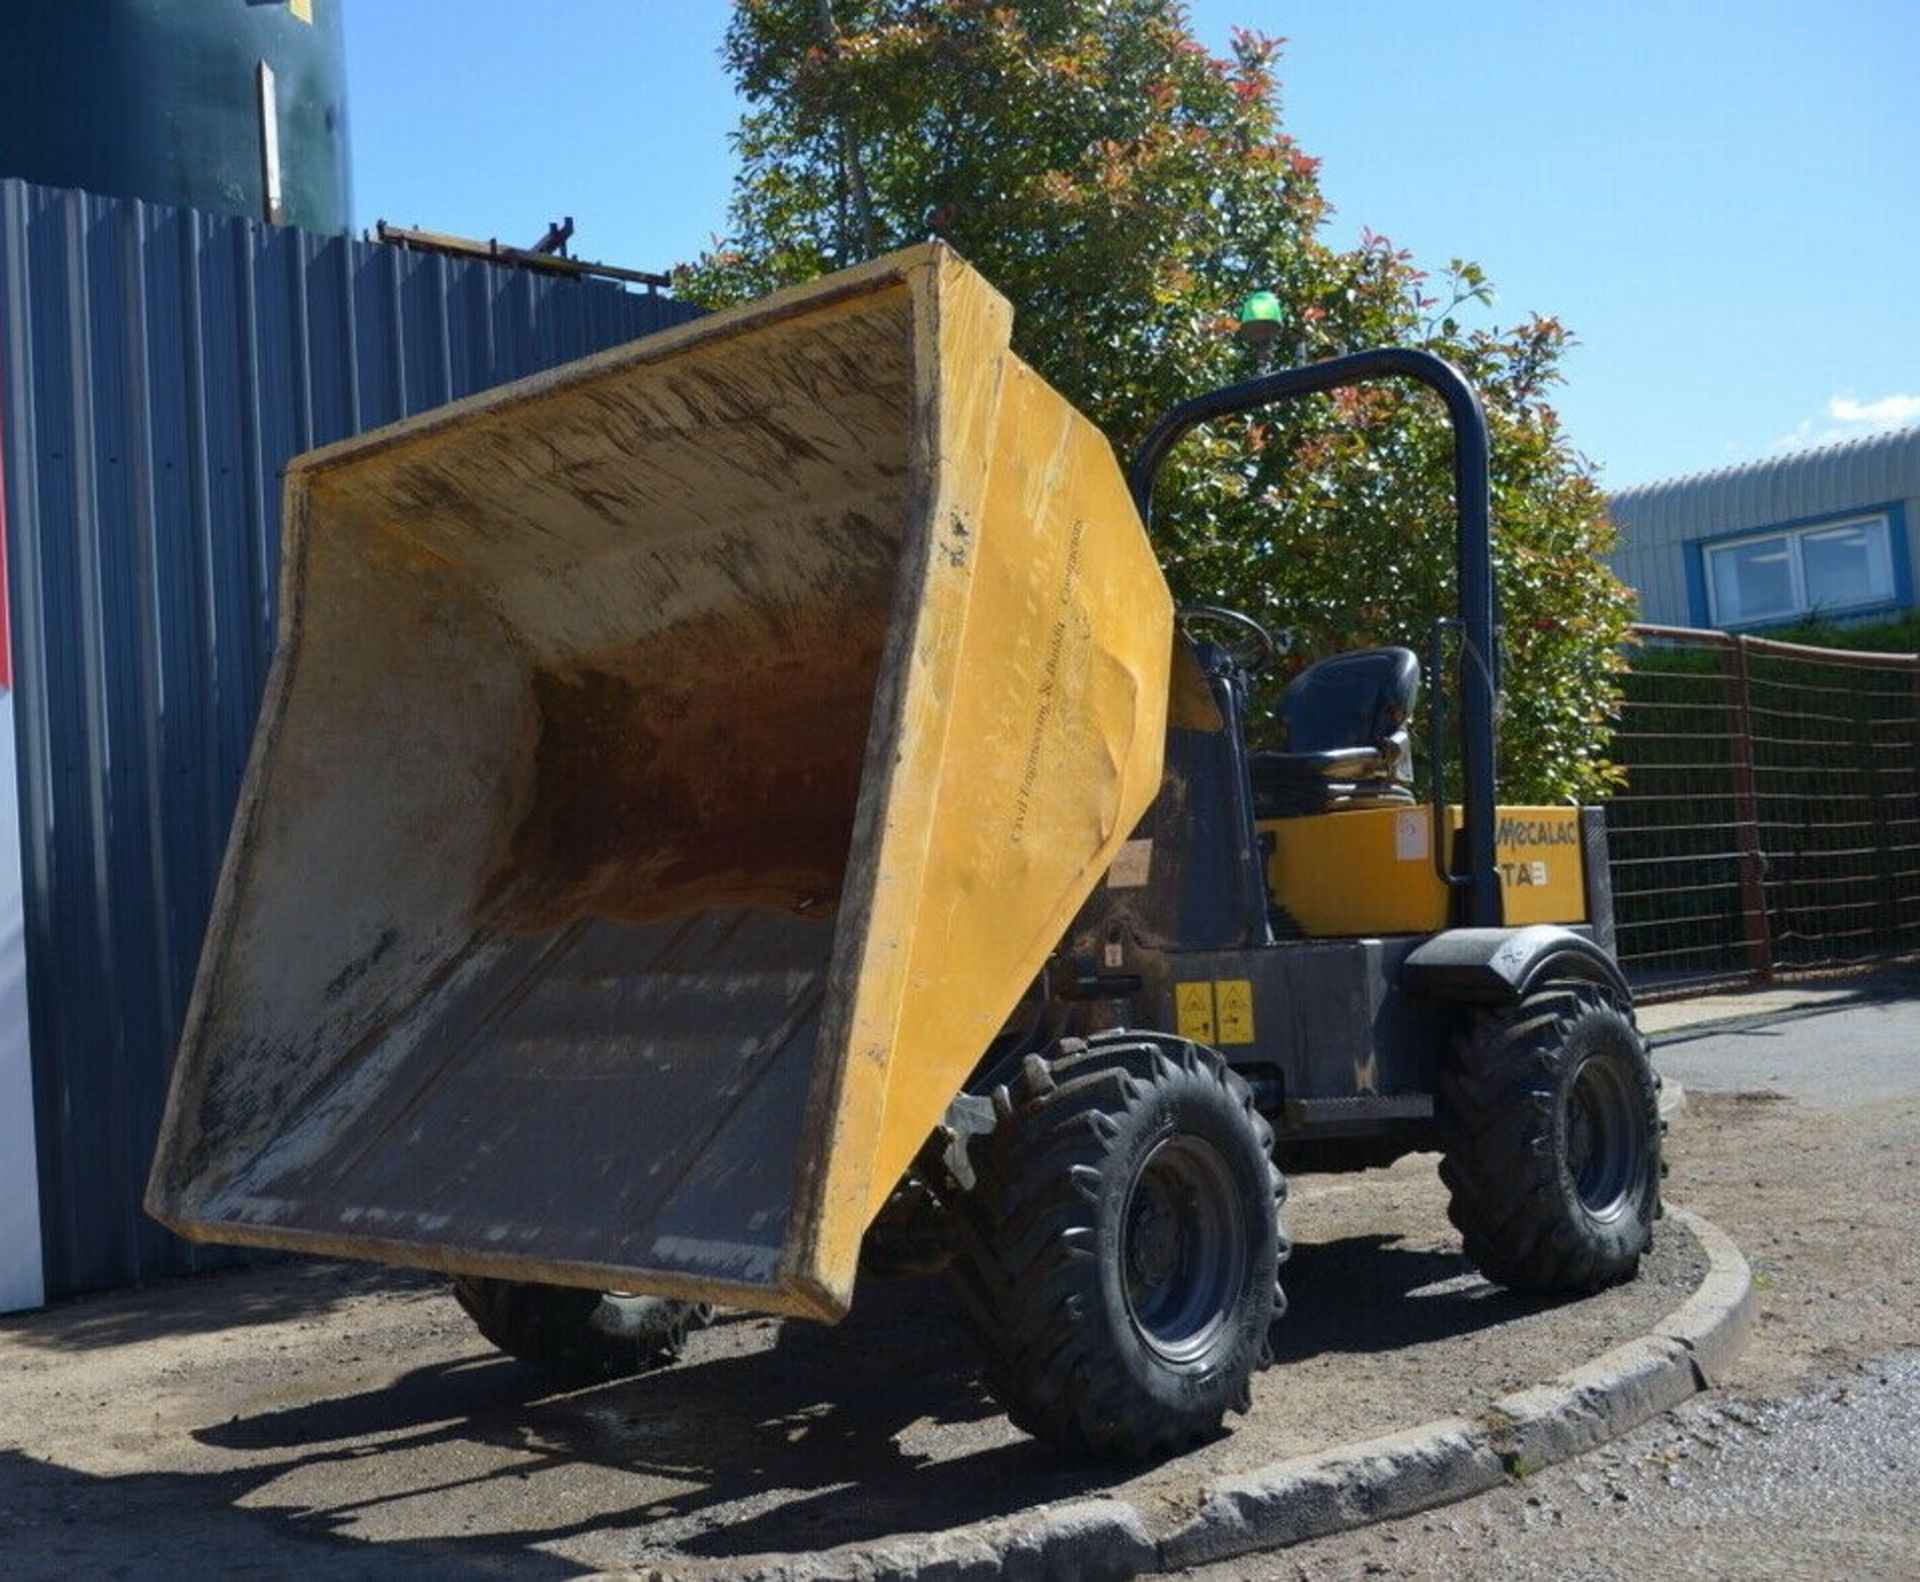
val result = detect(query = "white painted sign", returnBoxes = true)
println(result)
[1107,838,1153,888]
[0,691,43,1312]
[1394,808,1429,862]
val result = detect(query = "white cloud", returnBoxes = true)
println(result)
[1770,391,1920,453]
[1829,392,1920,426]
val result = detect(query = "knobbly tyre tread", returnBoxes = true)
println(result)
[1436,980,1661,1294]
[948,1035,1288,1459]
[451,1277,713,1385]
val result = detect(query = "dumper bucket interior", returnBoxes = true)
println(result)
[146,245,1173,1320]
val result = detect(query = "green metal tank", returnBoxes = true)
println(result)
[0,0,351,233]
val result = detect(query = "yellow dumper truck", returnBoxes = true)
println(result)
[148,245,1659,1459]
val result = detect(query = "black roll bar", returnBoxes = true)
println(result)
[1126,348,1503,930]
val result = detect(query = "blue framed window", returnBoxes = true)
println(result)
[1703,512,1899,626]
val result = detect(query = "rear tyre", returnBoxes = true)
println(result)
[949,1036,1286,1459]
[1438,981,1660,1294]
[452,1277,713,1384]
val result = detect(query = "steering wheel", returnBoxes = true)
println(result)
[1176,606,1288,675]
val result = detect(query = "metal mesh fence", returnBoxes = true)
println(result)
[1610,624,1920,996]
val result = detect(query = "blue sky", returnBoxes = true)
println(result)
[344,2,1917,491]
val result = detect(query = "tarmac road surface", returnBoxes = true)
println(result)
[1190,977,1920,1580]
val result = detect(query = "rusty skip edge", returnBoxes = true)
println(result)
[143,249,984,1323]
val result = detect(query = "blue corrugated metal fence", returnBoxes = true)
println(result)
[0,178,701,1298]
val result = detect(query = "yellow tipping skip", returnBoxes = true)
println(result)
[145,245,1173,1321]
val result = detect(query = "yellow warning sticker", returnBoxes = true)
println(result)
[1175,980,1256,1046]
[1215,979,1256,1045]
[1175,981,1215,1043]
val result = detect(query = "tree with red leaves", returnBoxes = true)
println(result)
[680,1,1632,800]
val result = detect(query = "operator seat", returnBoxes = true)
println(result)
[1250,647,1420,818]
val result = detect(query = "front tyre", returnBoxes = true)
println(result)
[949,1036,1287,1459]
[1438,981,1660,1294]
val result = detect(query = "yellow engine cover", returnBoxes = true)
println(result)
[1261,805,1589,937]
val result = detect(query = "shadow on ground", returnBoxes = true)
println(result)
[176,1233,1528,1563]
[4,1230,1546,1575]
[1272,1233,1558,1360]
[0,1258,437,1353]
[0,1446,580,1581]
[1647,965,1920,1046]
[194,1280,1108,1559]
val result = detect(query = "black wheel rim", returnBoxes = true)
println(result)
[1121,1136,1249,1363]
[1565,1053,1641,1219]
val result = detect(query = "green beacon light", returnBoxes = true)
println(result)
[1236,290,1285,349]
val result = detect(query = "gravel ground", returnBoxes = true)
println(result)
[14,980,1913,1580]
[0,1141,1704,1578]
[1207,1357,1920,1582]
[1180,989,1920,1582]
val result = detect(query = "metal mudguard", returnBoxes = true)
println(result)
[1398,924,1632,1005]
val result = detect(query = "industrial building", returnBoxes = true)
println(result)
[1610,426,1920,632]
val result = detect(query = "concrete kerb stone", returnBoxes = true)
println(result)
[1155,1420,1507,1571]
[1655,1206,1757,1387]
[1477,1207,1753,1478]
[659,1204,1754,1582]
[1483,1337,1700,1476]
[688,1498,1160,1582]
[1161,1205,1753,1574]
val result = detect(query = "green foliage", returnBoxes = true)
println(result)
[1752,610,1920,654]
[1610,630,1920,976]
[679,0,1635,800]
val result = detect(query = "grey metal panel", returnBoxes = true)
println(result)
[1612,425,1920,540]
[0,178,700,1297]
[1611,541,1684,626]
